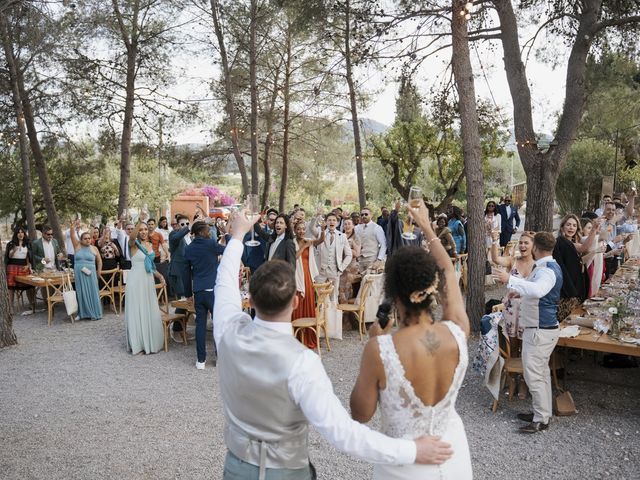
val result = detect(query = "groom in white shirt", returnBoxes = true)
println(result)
[214,210,453,479]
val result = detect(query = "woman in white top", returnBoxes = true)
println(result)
[484,200,501,248]
[5,227,33,310]
[350,200,472,479]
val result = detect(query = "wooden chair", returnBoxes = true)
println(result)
[45,278,74,326]
[98,268,118,313]
[161,312,188,352]
[114,269,127,315]
[337,274,377,341]
[155,282,169,314]
[292,282,333,357]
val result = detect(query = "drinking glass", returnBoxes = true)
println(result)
[245,194,261,247]
[402,186,422,240]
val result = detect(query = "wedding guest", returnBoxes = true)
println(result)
[64,219,84,267]
[377,206,390,232]
[490,230,536,399]
[253,213,296,269]
[156,216,171,242]
[70,225,103,320]
[434,214,457,258]
[448,206,466,256]
[31,225,64,270]
[355,207,386,273]
[484,201,501,248]
[580,218,605,298]
[183,221,226,369]
[168,214,190,340]
[386,201,424,256]
[5,227,33,309]
[212,209,453,478]
[97,226,121,271]
[493,232,562,433]
[316,212,352,303]
[553,214,600,320]
[497,195,520,247]
[350,199,471,478]
[125,221,165,354]
[90,226,100,246]
[339,218,361,303]
[292,219,325,349]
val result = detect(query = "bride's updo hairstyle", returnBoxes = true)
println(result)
[384,246,442,319]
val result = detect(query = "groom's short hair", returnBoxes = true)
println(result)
[249,260,296,316]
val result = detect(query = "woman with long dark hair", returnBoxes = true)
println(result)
[254,213,296,269]
[5,227,33,310]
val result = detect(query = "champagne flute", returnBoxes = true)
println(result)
[245,194,261,247]
[402,186,422,240]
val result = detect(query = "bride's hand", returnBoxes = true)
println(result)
[414,436,454,465]
[368,319,393,338]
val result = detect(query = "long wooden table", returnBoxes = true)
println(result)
[15,272,75,325]
[558,324,640,357]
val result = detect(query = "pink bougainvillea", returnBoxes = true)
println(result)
[181,185,236,207]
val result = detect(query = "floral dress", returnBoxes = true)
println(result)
[502,265,524,339]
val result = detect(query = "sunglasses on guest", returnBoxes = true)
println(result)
[179,221,190,228]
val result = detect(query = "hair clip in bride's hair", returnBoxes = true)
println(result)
[409,273,439,304]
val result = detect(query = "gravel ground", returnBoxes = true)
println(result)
[1,301,639,480]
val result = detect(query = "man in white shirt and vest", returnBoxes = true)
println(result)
[354,207,386,273]
[315,212,352,302]
[214,210,453,479]
[493,231,563,434]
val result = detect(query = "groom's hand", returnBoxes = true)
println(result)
[414,436,453,464]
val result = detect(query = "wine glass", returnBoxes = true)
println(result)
[402,186,422,240]
[245,194,261,247]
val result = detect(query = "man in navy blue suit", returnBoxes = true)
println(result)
[183,221,226,370]
[497,195,521,247]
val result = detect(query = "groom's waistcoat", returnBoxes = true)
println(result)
[218,319,310,469]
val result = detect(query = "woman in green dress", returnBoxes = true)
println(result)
[125,220,166,354]
[70,223,103,320]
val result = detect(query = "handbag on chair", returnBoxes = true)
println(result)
[62,272,78,316]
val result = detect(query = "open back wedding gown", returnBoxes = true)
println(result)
[374,321,472,479]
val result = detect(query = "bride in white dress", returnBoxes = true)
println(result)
[350,200,472,479]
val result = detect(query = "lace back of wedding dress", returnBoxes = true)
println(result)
[377,321,468,439]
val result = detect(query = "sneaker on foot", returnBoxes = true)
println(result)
[195,361,206,370]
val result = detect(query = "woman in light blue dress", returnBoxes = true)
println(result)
[125,220,166,354]
[70,224,103,320]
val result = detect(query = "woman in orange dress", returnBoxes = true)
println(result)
[292,219,325,349]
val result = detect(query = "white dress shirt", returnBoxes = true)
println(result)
[214,239,416,465]
[64,228,83,255]
[42,239,55,269]
[269,233,285,260]
[355,221,387,261]
[507,255,557,299]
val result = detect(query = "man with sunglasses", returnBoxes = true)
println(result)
[497,195,520,247]
[354,207,387,273]
[32,226,64,270]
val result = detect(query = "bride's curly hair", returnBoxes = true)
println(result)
[384,246,442,319]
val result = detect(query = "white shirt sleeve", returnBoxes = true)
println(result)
[288,350,416,465]
[507,267,556,299]
[375,225,387,260]
[213,238,247,347]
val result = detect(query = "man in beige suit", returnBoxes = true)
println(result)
[315,212,352,301]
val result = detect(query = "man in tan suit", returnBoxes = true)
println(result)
[316,212,352,302]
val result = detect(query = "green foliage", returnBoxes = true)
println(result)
[556,139,615,215]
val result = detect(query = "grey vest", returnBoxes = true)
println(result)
[218,319,310,469]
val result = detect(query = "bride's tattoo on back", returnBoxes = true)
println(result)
[420,330,441,355]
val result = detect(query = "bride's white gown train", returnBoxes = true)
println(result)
[373,321,473,479]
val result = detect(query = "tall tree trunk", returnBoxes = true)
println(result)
[117,42,137,216]
[16,64,65,251]
[210,0,249,196]
[344,0,366,208]
[249,0,259,195]
[451,0,485,332]
[0,15,36,240]
[261,61,282,209]
[0,246,17,348]
[279,25,292,212]
[494,0,602,231]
